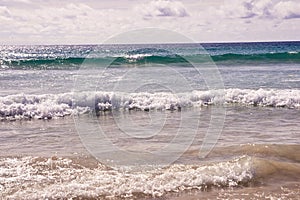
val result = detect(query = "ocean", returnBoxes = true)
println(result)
[0,42,300,199]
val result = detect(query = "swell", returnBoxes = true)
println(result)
[206,144,300,163]
[1,51,300,69]
[253,157,300,182]
[212,52,300,62]
[0,57,86,69]
[190,144,300,183]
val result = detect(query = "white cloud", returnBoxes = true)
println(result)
[139,0,189,18]
[219,0,300,20]
[1,0,31,4]
[1,3,128,43]
[273,1,300,19]
[0,0,299,44]
[0,6,11,18]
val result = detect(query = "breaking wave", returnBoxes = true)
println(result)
[0,155,253,199]
[0,88,299,120]
[1,144,300,199]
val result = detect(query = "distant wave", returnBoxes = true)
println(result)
[0,88,299,120]
[211,52,300,63]
[1,51,300,69]
[0,57,86,69]
[0,56,187,69]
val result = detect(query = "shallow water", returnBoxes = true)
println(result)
[1,106,299,199]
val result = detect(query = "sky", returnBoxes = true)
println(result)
[0,0,300,44]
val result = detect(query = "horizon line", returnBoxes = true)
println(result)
[1,40,300,46]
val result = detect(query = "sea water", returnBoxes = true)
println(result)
[0,42,300,199]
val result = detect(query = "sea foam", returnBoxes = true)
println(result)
[0,155,253,199]
[0,88,299,120]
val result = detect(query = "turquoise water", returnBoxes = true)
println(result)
[1,42,300,68]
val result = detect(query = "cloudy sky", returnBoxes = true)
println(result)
[0,0,300,44]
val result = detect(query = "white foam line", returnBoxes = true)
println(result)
[0,88,299,120]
